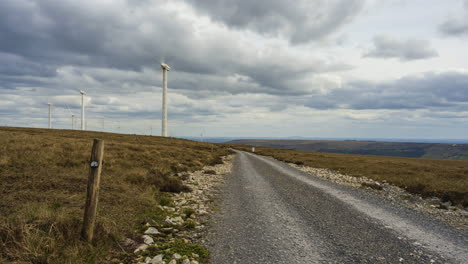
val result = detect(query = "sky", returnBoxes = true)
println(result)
[1,0,468,139]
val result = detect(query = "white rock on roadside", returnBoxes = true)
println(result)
[165,216,184,225]
[145,227,160,235]
[142,235,154,245]
[150,254,164,264]
[131,155,235,264]
[134,244,148,253]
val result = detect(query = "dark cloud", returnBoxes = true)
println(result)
[364,36,438,61]
[184,0,365,44]
[0,0,351,98]
[439,0,468,36]
[439,18,468,36]
[0,0,466,136]
[302,71,468,111]
[0,53,57,77]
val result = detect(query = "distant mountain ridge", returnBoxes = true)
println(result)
[228,139,468,160]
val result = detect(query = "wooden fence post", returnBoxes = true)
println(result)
[81,139,104,242]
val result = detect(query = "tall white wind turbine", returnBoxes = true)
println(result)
[80,90,86,130]
[161,63,170,137]
[48,103,52,129]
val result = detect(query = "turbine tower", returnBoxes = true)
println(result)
[80,90,86,130]
[48,103,52,129]
[161,63,170,137]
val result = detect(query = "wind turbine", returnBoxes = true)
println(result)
[161,63,170,137]
[48,103,52,129]
[80,90,86,130]
[65,104,75,130]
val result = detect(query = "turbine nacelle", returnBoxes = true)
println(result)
[80,90,86,95]
[161,63,171,71]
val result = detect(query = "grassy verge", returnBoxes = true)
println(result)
[229,144,468,207]
[0,127,230,263]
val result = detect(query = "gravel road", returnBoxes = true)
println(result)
[207,151,468,264]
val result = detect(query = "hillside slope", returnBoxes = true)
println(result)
[229,139,468,160]
[0,127,230,263]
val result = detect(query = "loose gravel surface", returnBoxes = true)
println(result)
[207,151,468,264]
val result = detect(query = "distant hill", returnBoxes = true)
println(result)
[228,139,468,160]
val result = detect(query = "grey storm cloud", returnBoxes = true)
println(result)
[0,0,352,98]
[439,0,468,36]
[303,71,468,111]
[1,0,467,135]
[185,0,365,44]
[364,36,438,61]
[0,53,57,77]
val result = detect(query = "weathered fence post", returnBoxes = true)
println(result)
[81,139,104,242]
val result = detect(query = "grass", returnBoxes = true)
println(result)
[0,127,230,263]
[229,144,468,207]
[142,239,209,263]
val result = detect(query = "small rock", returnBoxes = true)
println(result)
[161,227,174,232]
[122,238,137,247]
[144,257,152,263]
[142,235,154,245]
[439,201,452,210]
[182,259,190,264]
[168,260,177,264]
[361,182,383,190]
[134,244,148,253]
[150,254,164,264]
[426,197,441,204]
[163,206,176,212]
[173,253,181,259]
[165,216,184,225]
[144,227,160,235]
[190,261,199,264]
[191,253,199,258]
[197,209,208,215]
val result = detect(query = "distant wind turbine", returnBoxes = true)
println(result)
[48,103,52,129]
[161,63,170,137]
[80,90,86,130]
[65,104,75,130]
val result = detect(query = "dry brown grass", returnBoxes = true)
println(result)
[0,127,230,263]
[229,144,468,207]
